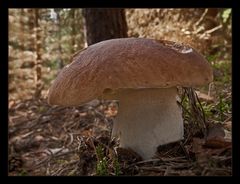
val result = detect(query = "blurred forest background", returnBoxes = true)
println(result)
[9,8,232,176]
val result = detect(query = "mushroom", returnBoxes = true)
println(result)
[48,38,213,159]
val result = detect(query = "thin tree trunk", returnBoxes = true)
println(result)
[55,9,64,69]
[27,9,35,52]
[82,8,128,45]
[34,9,43,98]
[19,9,25,52]
[70,9,76,54]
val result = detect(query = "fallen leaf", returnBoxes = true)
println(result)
[205,124,232,148]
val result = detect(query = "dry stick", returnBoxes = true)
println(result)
[65,121,79,131]
[133,158,162,165]
[31,157,51,170]
[67,166,79,176]
[208,82,214,96]
[66,133,74,147]
[89,137,99,161]
[173,163,192,169]
[52,160,79,176]
[159,145,182,157]
[139,162,191,173]
[223,116,232,124]
[56,167,75,176]
[54,149,76,158]
[53,166,75,176]
[199,25,223,39]
[182,130,192,146]
[76,136,84,151]
[18,106,66,131]
[130,160,191,175]
[32,149,76,170]
[161,156,188,162]
[140,166,166,172]
[50,167,63,176]
[205,24,223,34]
[46,162,51,175]
[93,108,111,125]
[163,166,171,176]
[193,26,205,35]
[179,141,191,160]
[9,117,40,135]
[194,8,208,28]
[128,156,187,168]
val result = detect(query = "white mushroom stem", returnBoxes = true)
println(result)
[112,87,184,160]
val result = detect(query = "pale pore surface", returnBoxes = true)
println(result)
[112,87,184,159]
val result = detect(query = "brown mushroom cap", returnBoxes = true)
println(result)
[48,38,213,106]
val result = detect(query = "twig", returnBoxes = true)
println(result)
[223,116,232,124]
[205,24,223,34]
[199,25,223,39]
[94,109,110,124]
[194,9,208,28]
[89,137,99,161]
[31,157,51,170]
[194,90,207,131]
[208,82,214,97]
[51,167,64,176]
[129,158,161,166]
[54,149,76,158]
[140,166,166,172]
[31,149,75,170]
[164,166,170,176]
[128,156,187,169]
[159,156,187,162]
[52,160,79,176]
[179,141,190,160]
[66,133,74,147]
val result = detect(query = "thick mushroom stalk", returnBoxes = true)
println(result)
[111,87,184,159]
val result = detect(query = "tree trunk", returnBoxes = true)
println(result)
[82,8,128,45]
[34,9,43,98]
[70,9,77,54]
[54,9,64,69]
[82,8,128,106]
[27,9,36,52]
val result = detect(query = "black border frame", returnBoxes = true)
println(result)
[1,0,239,182]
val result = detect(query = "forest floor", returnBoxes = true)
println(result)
[8,77,232,176]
